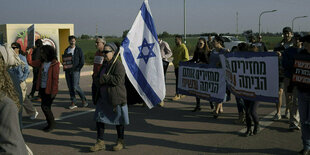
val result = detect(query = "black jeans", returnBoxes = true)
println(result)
[174,68,179,94]
[39,88,55,128]
[96,122,124,140]
[30,68,39,96]
[244,99,259,127]
[163,60,169,80]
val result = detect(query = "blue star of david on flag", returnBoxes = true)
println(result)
[137,38,156,64]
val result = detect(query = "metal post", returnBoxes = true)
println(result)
[258,10,277,36]
[292,16,307,32]
[236,12,239,36]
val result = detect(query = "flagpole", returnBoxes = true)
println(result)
[107,51,120,75]
[184,0,186,44]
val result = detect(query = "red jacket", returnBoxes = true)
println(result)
[26,49,60,95]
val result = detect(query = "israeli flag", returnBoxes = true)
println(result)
[120,0,165,109]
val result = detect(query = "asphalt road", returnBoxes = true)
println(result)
[21,65,302,155]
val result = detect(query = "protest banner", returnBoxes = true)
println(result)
[27,24,35,48]
[178,62,226,103]
[292,54,310,85]
[220,52,279,103]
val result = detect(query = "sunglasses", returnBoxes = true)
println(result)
[12,47,18,49]
[102,50,113,54]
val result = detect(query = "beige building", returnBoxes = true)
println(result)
[0,24,74,62]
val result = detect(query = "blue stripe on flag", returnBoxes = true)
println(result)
[140,2,158,41]
[122,37,161,106]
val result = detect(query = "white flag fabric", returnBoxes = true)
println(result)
[120,0,165,109]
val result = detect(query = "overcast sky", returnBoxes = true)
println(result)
[0,0,309,37]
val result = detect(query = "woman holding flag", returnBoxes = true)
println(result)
[90,43,129,152]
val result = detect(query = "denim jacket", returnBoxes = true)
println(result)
[8,54,30,83]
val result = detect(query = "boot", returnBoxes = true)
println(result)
[244,125,252,137]
[192,106,201,112]
[43,119,55,132]
[112,139,124,151]
[42,105,55,132]
[244,118,252,137]
[234,112,245,124]
[253,123,260,135]
[90,139,105,152]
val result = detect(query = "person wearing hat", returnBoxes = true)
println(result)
[63,35,88,109]
[273,27,294,121]
[282,34,303,130]
[90,42,129,152]
[294,35,310,155]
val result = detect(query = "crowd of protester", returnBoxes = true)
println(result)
[0,27,309,154]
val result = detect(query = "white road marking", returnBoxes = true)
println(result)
[22,109,95,129]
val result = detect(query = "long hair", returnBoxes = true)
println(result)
[0,55,20,111]
[41,45,57,62]
[195,37,210,53]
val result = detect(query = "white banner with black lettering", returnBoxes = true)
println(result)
[178,62,226,102]
[220,52,279,103]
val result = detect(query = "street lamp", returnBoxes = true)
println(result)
[292,16,308,32]
[258,10,277,35]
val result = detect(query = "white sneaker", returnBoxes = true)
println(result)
[30,111,39,120]
[69,105,77,110]
[273,113,282,120]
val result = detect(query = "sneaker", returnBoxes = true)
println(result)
[69,105,77,110]
[82,102,89,107]
[273,113,282,120]
[289,124,301,130]
[180,95,186,98]
[30,111,39,120]
[172,95,181,101]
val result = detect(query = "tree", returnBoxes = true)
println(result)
[160,31,170,38]
[122,30,129,39]
[80,34,90,39]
